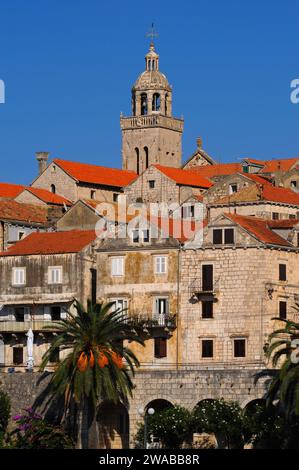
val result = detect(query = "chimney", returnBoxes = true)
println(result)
[197,137,203,149]
[36,152,49,175]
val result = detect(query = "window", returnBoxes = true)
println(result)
[14,308,25,322]
[202,300,213,319]
[291,181,297,188]
[229,184,238,194]
[202,340,214,358]
[132,229,139,243]
[48,267,62,284]
[144,147,149,169]
[149,180,155,189]
[155,256,167,274]
[51,306,61,321]
[213,228,234,245]
[154,338,167,358]
[111,257,124,276]
[50,184,56,194]
[111,298,128,312]
[142,229,150,242]
[155,298,169,315]
[279,263,287,281]
[202,264,213,291]
[152,93,161,112]
[272,212,279,220]
[13,347,23,365]
[90,190,96,200]
[224,228,234,244]
[12,267,26,286]
[289,214,296,219]
[182,205,195,218]
[18,231,25,241]
[279,301,287,320]
[213,229,222,244]
[135,148,140,175]
[49,348,60,363]
[113,193,119,203]
[234,339,246,358]
[141,93,148,116]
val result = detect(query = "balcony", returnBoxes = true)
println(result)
[129,312,177,331]
[0,320,60,333]
[120,114,184,132]
[189,278,220,300]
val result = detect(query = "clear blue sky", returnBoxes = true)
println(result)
[0,0,298,184]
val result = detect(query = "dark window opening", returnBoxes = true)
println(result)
[230,184,238,194]
[272,212,279,220]
[143,229,150,243]
[141,93,148,116]
[279,264,287,281]
[113,193,119,202]
[132,230,139,243]
[149,180,155,189]
[49,348,60,363]
[202,340,213,358]
[234,339,246,357]
[279,301,287,320]
[50,184,56,194]
[13,347,23,365]
[289,214,296,219]
[135,148,140,175]
[213,229,222,245]
[202,264,213,292]
[154,338,167,358]
[51,306,61,321]
[144,147,149,169]
[152,93,161,112]
[91,268,97,306]
[202,301,213,319]
[90,190,96,200]
[15,308,24,322]
[224,228,234,244]
[291,181,297,188]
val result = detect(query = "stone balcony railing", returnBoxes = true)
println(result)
[0,320,60,333]
[120,114,184,132]
[129,312,177,329]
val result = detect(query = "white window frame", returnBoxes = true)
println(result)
[229,183,238,195]
[154,255,167,275]
[111,257,124,277]
[132,229,139,243]
[48,266,62,285]
[12,267,26,286]
[142,229,150,243]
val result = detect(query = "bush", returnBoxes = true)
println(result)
[0,389,11,444]
[8,408,74,449]
[193,399,244,448]
[135,405,192,449]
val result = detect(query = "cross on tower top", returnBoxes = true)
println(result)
[146,23,158,45]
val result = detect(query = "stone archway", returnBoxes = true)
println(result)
[97,401,129,449]
[145,398,173,413]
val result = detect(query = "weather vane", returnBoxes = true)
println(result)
[146,23,158,44]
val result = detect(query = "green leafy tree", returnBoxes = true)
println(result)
[38,300,144,448]
[135,405,192,449]
[193,399,244,448]
[243,402,285,448]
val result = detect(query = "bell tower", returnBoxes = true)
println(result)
[121,38,184,174]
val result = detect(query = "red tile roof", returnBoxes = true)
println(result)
[261,185,299,205]
[186,163,243,178]
[154,165,213,188]
[214,183,299,206]
[260,158,299,173]
[242,173,272,185]
[54,159,138,188]
[0,200,47,224]
[0,183,25,199]
[23,187,72,206]
[0,230,98,256]
[225,213,291,246]
[267,219,299,229]
[242,158,265,166]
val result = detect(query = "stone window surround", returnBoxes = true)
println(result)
[12,267,26,286]
[48,266,63,285]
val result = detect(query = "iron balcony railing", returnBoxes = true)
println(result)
[129,312,177,329]
[189,277,220,297]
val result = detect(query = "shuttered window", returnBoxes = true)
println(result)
[12,268,26,286]
[154,338,167,358]
[279,264,287,281]
[279,301,287,320]
[202,340,213,358]
[202,264,213,291]
[111,257,124,276]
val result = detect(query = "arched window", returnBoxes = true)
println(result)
[165,93,169,115]
[51,184,56,194]
[141,93,147,115]
[135,148,140,175]
[152,60,155,71]
[152,93,160,112]
[144,147,149,169]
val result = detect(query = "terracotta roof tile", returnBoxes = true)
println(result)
[186,163,243,178]
[0,230,97,256]
[0,183,25,199]
[54,159,137,188]
[0,200,47,224]
[260,158,299,173]
[267,219,299,229]
[224,213,291,246]
[154,165,213,188]
[24,187,72,206]
[214,184,299,206]
[242,158,265,166]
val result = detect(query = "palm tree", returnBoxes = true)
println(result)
[38,300,144,449]
[257,303,299,420]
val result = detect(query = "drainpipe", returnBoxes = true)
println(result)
[176,243,182,371]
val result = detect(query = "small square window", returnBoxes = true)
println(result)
[111,257,124,276]
[291,181,297,188]
[113,193,119,202]
[48,267,62,284]
[149,180,155,189]
[202,340,213,358]
[13,347,23,365]
[202,301,213,319]
[272,212,279,220]
[51,306,61,321]
[213,229,222,244]
[90,190,96,200]
[229,184,238,194]
[12,268,26,286]
[234,339,246,358]
[224,228,234,244]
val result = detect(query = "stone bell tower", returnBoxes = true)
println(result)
[121,40,184,174]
